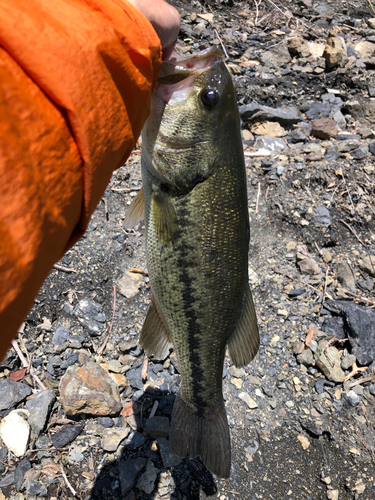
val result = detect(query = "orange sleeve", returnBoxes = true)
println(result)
[0,0,161,359]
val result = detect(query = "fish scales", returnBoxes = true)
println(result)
[126,48,259,477]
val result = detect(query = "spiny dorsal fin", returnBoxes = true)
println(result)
[124,186,145,227]
[228,284,259,368]
[140,295,172,359]
[151,189,177,245]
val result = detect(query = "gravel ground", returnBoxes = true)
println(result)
[1,1,375,499]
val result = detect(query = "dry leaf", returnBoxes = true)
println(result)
[41,462,60,478]
[37,317,52,331]
[10,367,27,382]
[305,327,314,348]
[120,401,138,417]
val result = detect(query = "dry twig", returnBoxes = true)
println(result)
[213,29,229,59]
[255,182,261,214]
[53,264,77,273]
[60,465,77,497]
[12,337,46,391]
[348,375,375,389]
[344,361,367,382]
[339,219,366,247]
[149,400,159,419]
[97,286,117,356]
[129,267,149,276]
[111,186,142,193]
[325,337,348,366]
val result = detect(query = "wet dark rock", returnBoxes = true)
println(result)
[157,437,183,467]
[124,431,147,449]
[324,300,375,365]
[15,458,31,491]
[321,316,345,338]
[26,479,48,497]
[239,101,302,125]
[126,366,144,390]
[118,457,146,496]
[60,353,79,370]
[350,145,368,160]
[145,416,170,438]
[289,287,306,297]
[0,379,32,411]
[51,423,84,448]
[313,206,331,227]
[26,389,56,437]
[74,299,106,335]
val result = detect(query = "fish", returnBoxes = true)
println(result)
[125,47,259,478]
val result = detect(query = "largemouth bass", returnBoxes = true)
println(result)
[126,47,259,478]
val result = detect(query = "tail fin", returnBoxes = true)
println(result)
[169,394,231,478]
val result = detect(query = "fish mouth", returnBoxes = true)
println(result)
[158,47,223,85]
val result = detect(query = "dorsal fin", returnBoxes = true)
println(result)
[124,187,145,227]
[228,284,259,367]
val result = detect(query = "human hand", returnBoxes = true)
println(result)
[127,0,180,60]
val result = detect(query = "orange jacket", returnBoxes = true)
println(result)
[0,0,161,359]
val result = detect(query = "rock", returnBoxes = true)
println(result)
[14,458,31,491]
[341,354,356,370]
[343,100,375,127]
[102,427,130,452]
[297,435,310,450]
[332,109,346,129]
[254,136,287,153]
[26,389,56,437]
[125,365,144,390]
[250,121,287,137]
[124,431,147,450]
[313,206,331,227]
[260,43,291,68]
[0,410,30,457]
[323,31,348,69]
[74,299,106,335]
[327,490,339,500]
[144,417,170,438]
[26,480,47,497]
[324,300,375,365]
[107,359,123,373]
[353,41,375,59]
[0,472,14,488]
[0,379,32,411]
[298,258,321,275]
[342,390,361,407]
[287,122,312,143]
[358,255,375,276]
[336,262,356,293]
[136,460,159,495]
[116,270,143,299]
[97,417,114,428]
[157,437,182,467]
[240,101,302,125]
[59,357,122,416]
[118,457,146,496]
[52,326,70,345]
[51,423,84,448]
[305,103,330,120]
[314,340,345,382]
[239,392,258,408]
[322,316,345,338]
[297,349,314,367]
[311,118,338,139]
[289,287,306,298]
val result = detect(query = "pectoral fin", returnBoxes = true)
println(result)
[140,295,172,359]
[124,187,145,227]
[228,284,259,368]
[151,189,177,245]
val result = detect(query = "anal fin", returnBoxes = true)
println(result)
[140,295,172,359]
[228,284,259,368]
[124,186,145,227]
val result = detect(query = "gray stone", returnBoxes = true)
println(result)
[144,417,170,438]
[26,480,47,497]
[358,255,375,277]
[322,316,345,338]
[287,122,312,143]
[124,431,146,450]
[26,390,56,437]
[332,109,346,129]
[324,300,375,365]
[97,417,114,428]
[157,437,183,467]
[102,427,130,452]
[240,101,302,125]
[336,262,356,293]
[0,472,14,488]
[314,340,345,382]
[342,390,361,407]
[136,460,159,495]
[51,423,84,448]
[52,326,69,345]
[297,349,314,367]
[15,458,31,491]
[341,354,356,370]
[305,103,330,120]
[125,366,144,390]
[74,299,106,335]
[118,457,146,496]
[0,380,32,411]
[313,206,331,227]
[260,43,291,68]
[298,258,321,275]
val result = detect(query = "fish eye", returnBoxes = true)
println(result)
[200,89,219,109]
